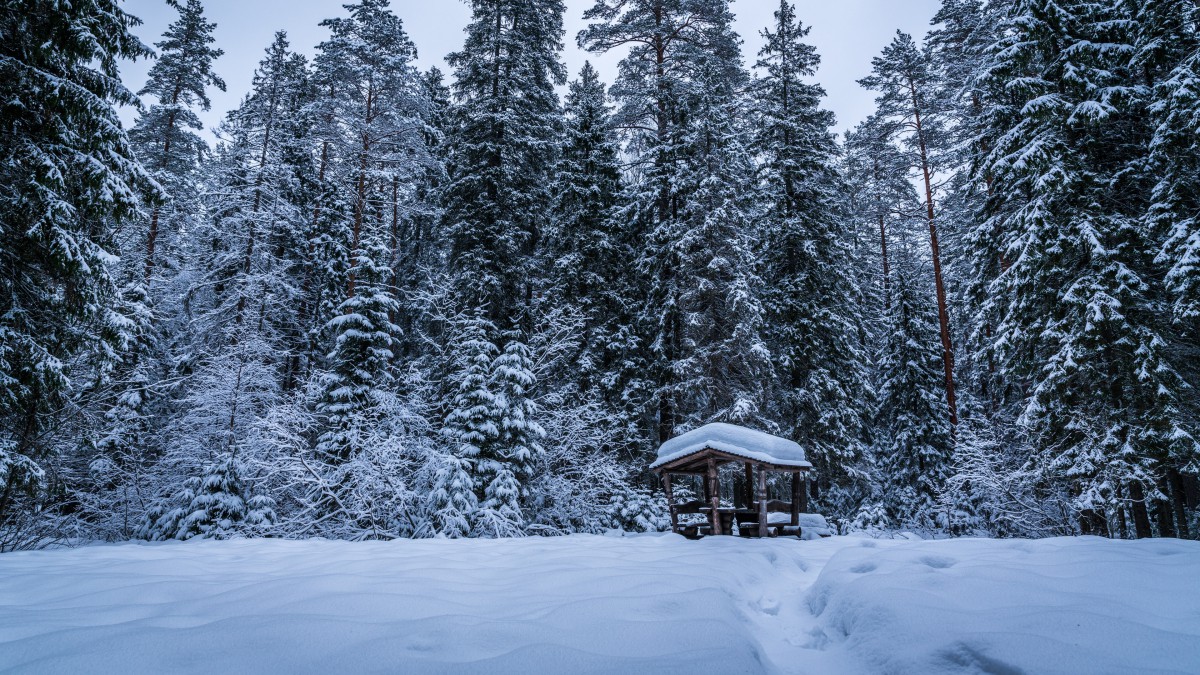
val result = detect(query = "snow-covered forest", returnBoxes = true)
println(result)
[2,0,1199,549]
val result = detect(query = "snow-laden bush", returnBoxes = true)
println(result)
[140,455,275,541]
[604,486,670,533]
[941,420,1076,538]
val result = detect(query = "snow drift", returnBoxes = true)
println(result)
[0,535,1196,674]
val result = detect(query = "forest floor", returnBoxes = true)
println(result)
[1,533,1197,674]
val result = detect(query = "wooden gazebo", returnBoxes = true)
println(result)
[650,423,812,539]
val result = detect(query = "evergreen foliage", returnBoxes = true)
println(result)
[2,0,1197,546]
[0,0,155,545]
[752,1,870,501]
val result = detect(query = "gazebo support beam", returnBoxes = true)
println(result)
[744,463,755,508]
[791,472,801,526]
[707,457,722,535]
[757,466,768,538]
[663,474,678,532]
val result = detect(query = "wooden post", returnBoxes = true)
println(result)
[707,457,722,536]
[798,473,809,514]
[757,465,768,538]
[790,472,801,526]
[744,463,755,508]
[663,474,678,533]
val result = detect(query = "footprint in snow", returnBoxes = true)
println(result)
[920,555,957,569]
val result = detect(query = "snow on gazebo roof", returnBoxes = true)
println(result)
[649,423,811,470]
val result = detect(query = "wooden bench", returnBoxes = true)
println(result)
[670,500,710,539]
[736,500,800,538]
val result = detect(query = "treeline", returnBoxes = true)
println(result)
[0,0,1196,548]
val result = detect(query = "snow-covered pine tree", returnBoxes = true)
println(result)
[926,0,1017,420]
[443,0,565,327]
[543,63,625,398]
[309,0,427,468]
[439,0,565,530]
[675,24,772,428]
[859,30,959,429]
[0,0,155,545]
[581,0,770,440]
[843,112,953,531]
[140,454,275,541]
[169,34,312,448]
[968,0,1196,536]
[536,61,646,461]
[1136,0,1200,538]
[476,335,546,535]
[873,220,954,530]
[391,66,451,360]
[1144,2,1200,324]
[752,0,870,501]
[127,0,224,286]
[198,32,311,337]
[435,311,496,537]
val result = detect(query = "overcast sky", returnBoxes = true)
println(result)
[117,0,942,139]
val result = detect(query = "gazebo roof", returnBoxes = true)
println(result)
[649,423,811,471]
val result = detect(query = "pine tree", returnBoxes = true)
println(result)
[141,454,275,541]
[443,0,566,326]
[438,0,565,529]
[0,0,155,541]
[539,61,643,455]
[859,31,959,428]
[672,53,772,427]
[582,0,769,440]
[128,0,225,285]
[1136,0,1200,538]
[1140,0,1200,323]
[968,0,1196,535]
[307,0,427,471]
[873,228,954,529]
[436,312,496,536]
[752,1,869,494]
[544,62,624,390]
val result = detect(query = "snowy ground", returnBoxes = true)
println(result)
[1,534,1198,674]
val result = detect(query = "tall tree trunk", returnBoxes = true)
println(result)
[1168,469,1190,539]
[1128,481,1153,539]
[1156,476,1177,538]
[145,87,183,284]
[879,213,890,303]
[908,77,957,429]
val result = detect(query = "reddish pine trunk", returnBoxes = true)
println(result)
[908,77,958,429]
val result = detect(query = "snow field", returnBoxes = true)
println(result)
[0,535,1197,674]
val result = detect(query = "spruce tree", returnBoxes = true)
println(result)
[582,0,769,440]
[440,0,565,526]
[859,31,959,428]
[752,1,869,495]
[968,0,1196,535]
[1137,0,1200,537]
[0,0,155,539]
[308,0,426,470]
[544,63,624,392]
[1140,0,1200,323]
[141,454,276,541]
[443,0,566,325]
[873,227,954,529]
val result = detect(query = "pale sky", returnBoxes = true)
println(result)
[117,0,942,139]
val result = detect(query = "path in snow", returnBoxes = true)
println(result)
[0,534,1197,674]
